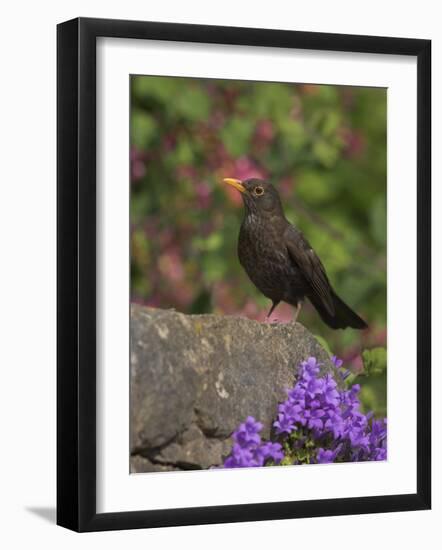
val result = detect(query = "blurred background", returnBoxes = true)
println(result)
[130,76,387,416]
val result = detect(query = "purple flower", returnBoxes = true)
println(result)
[331,355,343,368]
[324,410,345,439]
[274,412,296,435]
[224,356,387,469]
[232,444,253,464]
[332,355,352,380]
[223,416,285,468]
[300,357,321,380]
[259,442,284,464]
[305,376,325,399]
[307,409,324,431]
[316,444,343,464]
[340,369,352,380]
[369,418,387,446]
[287,385,305,401]
[323,375,340,406]
[367,418,387,461]
[233,416,263,447]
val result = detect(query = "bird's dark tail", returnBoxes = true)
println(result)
[309,290,368,330]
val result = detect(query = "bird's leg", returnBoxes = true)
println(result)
[265,300,280,323]
[293,302,303,324]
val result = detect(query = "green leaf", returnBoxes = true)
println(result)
[296,170,334,204]
[220,117,254,157]
[174,86,211,120]
[190,290,212,314]
[131,110,156,148]
[174,140,194,164]
[312,139,339,167]
[321,110,341,137]
[370,196,387,246]
[201,254,226,283]
[132,75,178,102]
[362,347,387,376]
[251,83,293,119]
[314,334,332,354]
[279,118,305,151]
[193,233,223,252]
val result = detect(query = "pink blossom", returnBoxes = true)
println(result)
[254,119,274,143]
[163,133,177,152]
[234,156,267,181]
[208,110,225,130]
[340,127,367,158]
[132,161,146,180]
[130,147,147,182]
[158,248,184,282]
[279,176,295,198]
[176,165,198,180]
[195,181,212,209]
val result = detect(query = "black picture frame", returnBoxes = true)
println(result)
[57,17,431,532]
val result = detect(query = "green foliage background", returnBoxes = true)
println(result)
[130,76,387,412]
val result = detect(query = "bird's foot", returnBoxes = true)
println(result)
[292,303,302,324]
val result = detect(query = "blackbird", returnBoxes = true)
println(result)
[223,177,367,330]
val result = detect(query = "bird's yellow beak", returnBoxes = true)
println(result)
[223,178,246,193]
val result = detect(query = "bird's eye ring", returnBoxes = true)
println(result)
[254,186,264,196]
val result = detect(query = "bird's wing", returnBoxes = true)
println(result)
[284,225,335,316]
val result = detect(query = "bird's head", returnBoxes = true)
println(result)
[223,178,284,218]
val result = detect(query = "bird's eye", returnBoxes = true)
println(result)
[254,186,264,196]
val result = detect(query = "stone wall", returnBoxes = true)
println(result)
[130,304,336,472]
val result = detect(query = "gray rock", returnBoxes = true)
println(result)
[130,304,337,472]
[130,454,179,473]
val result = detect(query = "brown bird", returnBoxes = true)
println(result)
[223,177,367,330]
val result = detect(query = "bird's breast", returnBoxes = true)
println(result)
[238,216,304,301]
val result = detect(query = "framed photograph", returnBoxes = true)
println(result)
[57,17,431,532]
